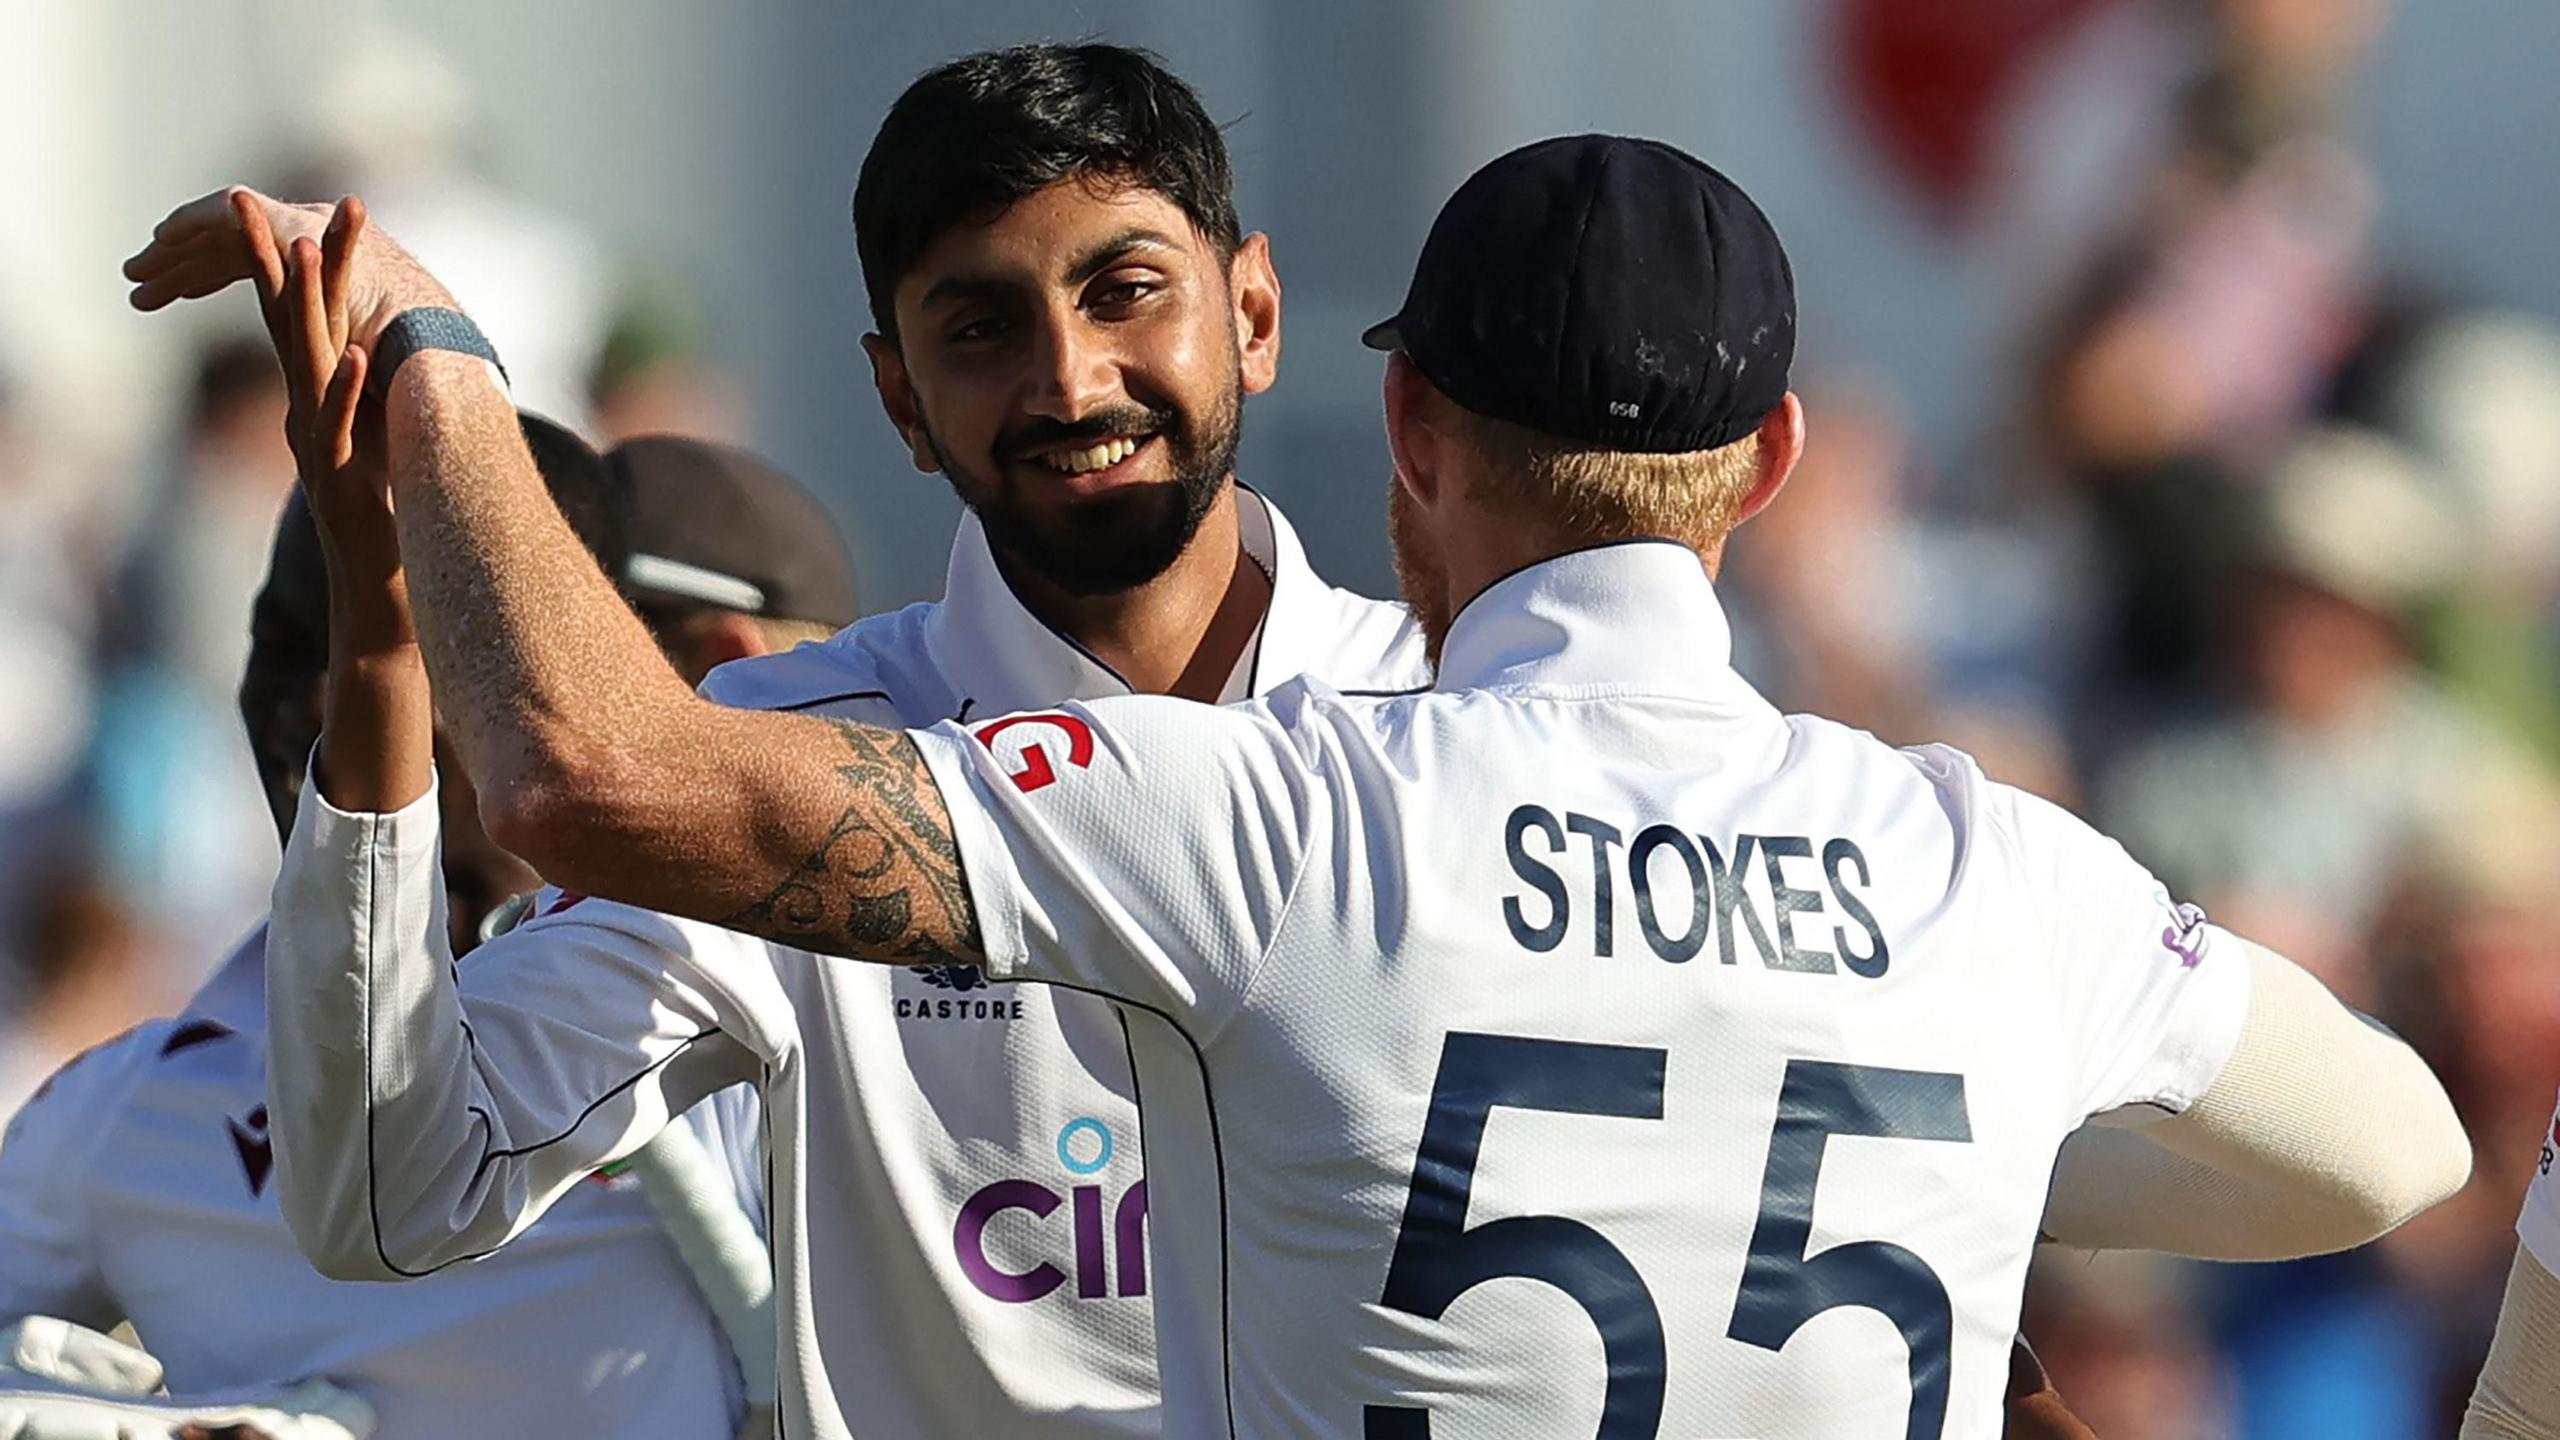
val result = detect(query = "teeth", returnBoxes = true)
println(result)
[1039,437,1140,474]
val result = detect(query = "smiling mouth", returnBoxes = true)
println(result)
[1032,436,1146,475]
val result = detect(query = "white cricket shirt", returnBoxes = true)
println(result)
[0,929,746,1439]
[262,492,1426,1440]
[914,539,2254,1440]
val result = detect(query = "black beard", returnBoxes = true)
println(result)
[928,386,1242,598]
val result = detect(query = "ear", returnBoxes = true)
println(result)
[1382,351,1444,509]
[1229,232,1282,396]
[664,611,773,688]
[1731,390,1805,529]
[861,332,942,475]
[694,612,773,669]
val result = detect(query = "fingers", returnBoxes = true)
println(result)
[321,197,366,356]
[236,190,288,319]
[285,237,336,428]
[123,186,329,311]
[322,343,370,467]
[130,259,260,311]
[122,188,241,279]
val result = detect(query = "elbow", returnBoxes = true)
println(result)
[304,1241,400,1285]
[2360,1077,2475,1238]
[2315,1060,2474,1253]
[274,1156,403,1284]
[478,734,645,887]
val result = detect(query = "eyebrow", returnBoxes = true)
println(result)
[1064,227,1182,285]
[916,227,1185,312]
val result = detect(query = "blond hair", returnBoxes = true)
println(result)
[751,616,840,651]
[1449,407,1764,553]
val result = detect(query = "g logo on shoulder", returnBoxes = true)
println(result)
[973,713,1096,793]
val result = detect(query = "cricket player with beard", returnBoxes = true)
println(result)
[125,36,2395,1434]
[149,118,2481,1433]
[203,45,1421,1440]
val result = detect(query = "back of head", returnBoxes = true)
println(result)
[1368,135,1797,558]
[602,436,859,682]
[1439,408,1771,556]
[852,42,1239,338]
[239,415,619,841]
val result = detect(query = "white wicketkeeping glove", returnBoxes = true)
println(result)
[0,1318,374,1440]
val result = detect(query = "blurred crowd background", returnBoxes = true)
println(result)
[4,1,2557,1434]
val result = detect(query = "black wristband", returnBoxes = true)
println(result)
[366,307,508,398]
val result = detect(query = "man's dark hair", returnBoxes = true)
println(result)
[853,42,1241,339]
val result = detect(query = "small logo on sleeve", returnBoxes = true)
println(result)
[2160,898,2210,968]
[228,1105,274,1196]
[972,713,1095,793]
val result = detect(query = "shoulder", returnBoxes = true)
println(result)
[697,602,947,723]
[1290,588,1431,694]
[961,692,1320,801]
[1900,738,2166,932]
[1758,715,2036,896]
[1,1024,171,1166]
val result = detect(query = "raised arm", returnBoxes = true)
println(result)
[379,349,980,965]
[131,189,977,966]
[221,212,785,1278]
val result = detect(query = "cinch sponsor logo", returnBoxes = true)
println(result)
[953,1118,1146,1303]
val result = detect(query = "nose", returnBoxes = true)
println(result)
[1023,307,1120,424]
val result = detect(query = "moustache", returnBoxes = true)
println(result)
[999,404,1174,462]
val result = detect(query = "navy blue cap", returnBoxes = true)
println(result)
[1364,134,1796,453]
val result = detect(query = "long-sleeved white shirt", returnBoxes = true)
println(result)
[263,494,1426,1439]
[0,928,750,1438]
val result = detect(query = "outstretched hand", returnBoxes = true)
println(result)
[265,199,401,588]
[144,189,417,645]
[124,186,448,353]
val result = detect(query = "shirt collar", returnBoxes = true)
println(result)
[184,923,270,1034]
[1434,538,1760,704]
[923,485,1310,714]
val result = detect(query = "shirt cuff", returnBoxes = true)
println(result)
[294,743,444,858]
[907,724,1030,984]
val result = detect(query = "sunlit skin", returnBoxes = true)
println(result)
[862,180,1283,698]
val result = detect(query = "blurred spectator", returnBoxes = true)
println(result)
[106,338,290,701]
[2025,1255,2234,1440]
[590,272,751,445]
[1989,0,2396,334]
[2097,427,2552,993]
[0,873,172,1120]
[0,376,105,965]
[0,378,97,814]
[1723,376,2090,802]
[283,29,613,430]
[2365,312,2560,762]
[83,336,293,972]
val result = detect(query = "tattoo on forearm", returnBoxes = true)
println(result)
[720,724,986,967]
